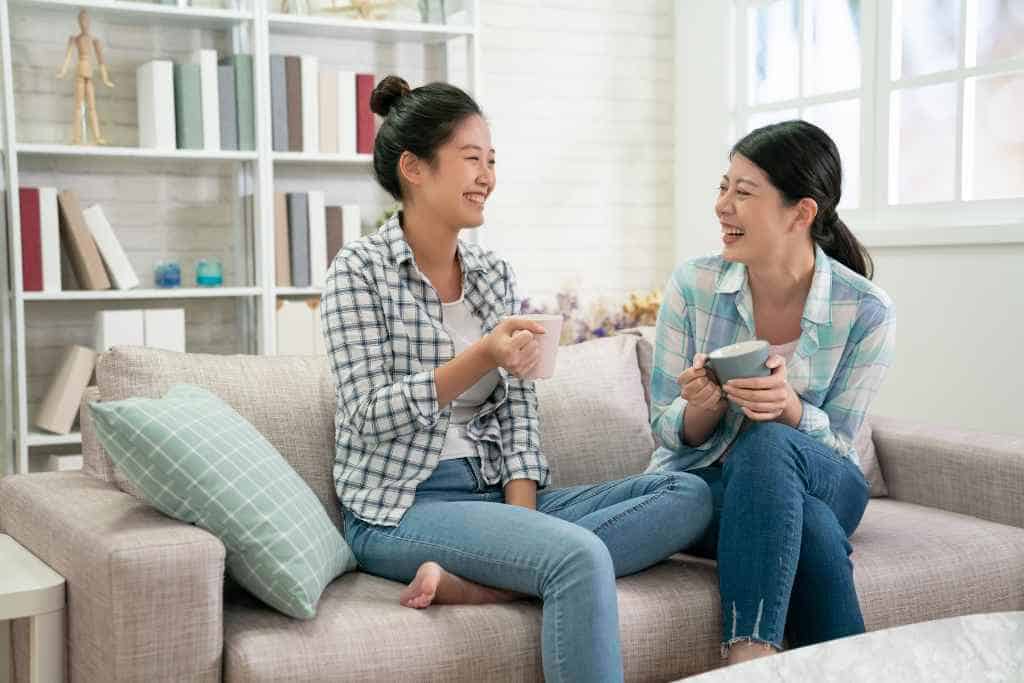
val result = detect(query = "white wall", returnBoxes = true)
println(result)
[479,0,676,304]
[674,2,1024,436]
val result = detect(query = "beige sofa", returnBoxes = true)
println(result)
[2,331,1023,682]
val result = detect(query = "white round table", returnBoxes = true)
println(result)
[0,535,65,683]
[683,612,1024,682]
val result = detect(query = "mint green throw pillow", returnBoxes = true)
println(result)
[89,383,356,619]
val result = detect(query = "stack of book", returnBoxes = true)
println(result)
[269,55,375,155]
[19,187,139,292]
[137,51,255,151]
[275,191,361,289]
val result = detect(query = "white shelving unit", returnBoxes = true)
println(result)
[0,0,481,474]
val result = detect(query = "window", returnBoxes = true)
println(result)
[732,0,1024,228]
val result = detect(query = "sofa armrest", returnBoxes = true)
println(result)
[0,472,225,682]
[871,416,1024,528]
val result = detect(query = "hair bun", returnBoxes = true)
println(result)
[370,75,411,117]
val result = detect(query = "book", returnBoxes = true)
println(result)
[319,68,338,154]
[276,299,323,355]
[190,49,220,151]
[221,54,255,151]
[325,206,344,264]
[274,192,291,286]
[95,309,145,352]
[173,63,204,150]
[307,190,327,289]
[58,190,111,290]
[34,345,97,435]
[356,73,375,154]
[301,55,319,153]
[285,56,303,152]
[144,308,186,352]
[136,60,176,149]
[18,188,42,291]
[82,204,140,290]
[287,192,310,287]
[343,204,362,245]
[217,63,238,150]
[270,55,289,152]
[39,187,61,292]
[337,70,357,156]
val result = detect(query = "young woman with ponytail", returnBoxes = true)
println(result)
[648,120,896,664]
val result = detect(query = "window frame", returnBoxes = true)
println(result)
[732,0,1024,246]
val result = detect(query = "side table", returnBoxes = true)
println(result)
[0,535,65,683]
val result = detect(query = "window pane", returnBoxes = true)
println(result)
[966,72,1024,200]
[976,0,1024,65]
[806,0,862,96]
[803,99,861,208]
[890,83,958,204]
[749,0,800,104]
[894,0,961,79]
[747,109,799,133]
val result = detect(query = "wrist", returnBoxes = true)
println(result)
[471,336,498,371]
[780,389,803,428]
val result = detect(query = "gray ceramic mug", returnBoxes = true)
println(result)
[705,339,771,386]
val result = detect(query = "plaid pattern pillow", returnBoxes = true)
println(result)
[89,384,355,619]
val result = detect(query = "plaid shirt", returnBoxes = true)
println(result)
[321,214,548,526]
[648,244,896,473]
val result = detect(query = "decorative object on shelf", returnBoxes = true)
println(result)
[280,0,310,15]
[56,10,115,146]
[418,0,446,24]
[195,258,224,287]
[523,287,663,345]
[154,260,182,288]
[313,0,396,19]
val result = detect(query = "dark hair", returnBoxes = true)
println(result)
[731,120,874,279]
[369,75,483,201]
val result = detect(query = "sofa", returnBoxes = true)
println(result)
[2,330,1023,682]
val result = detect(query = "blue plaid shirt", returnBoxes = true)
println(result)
[321,214,548,526]
[648,245,896,473]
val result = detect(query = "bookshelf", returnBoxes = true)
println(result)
[0,0,481,474]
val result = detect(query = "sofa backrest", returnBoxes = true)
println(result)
[83,333,659,529]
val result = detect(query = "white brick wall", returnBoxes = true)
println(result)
[479,0,675,305]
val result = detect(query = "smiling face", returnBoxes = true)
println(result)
[403,114,495,230]
[715,153,813,267]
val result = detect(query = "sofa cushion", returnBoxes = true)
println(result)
[89,384,356,619]
[220,498,1024,681]
[625,326,888,497]
[94,346,341,531]
[536,334,655,487]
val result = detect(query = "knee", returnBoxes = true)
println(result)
[726,422,798,473]
[554,527,615,584]
[661,473,714,533]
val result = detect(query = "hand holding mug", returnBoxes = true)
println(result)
[722,355,800,422]
[484,317,547,378]
[678,353,727,412]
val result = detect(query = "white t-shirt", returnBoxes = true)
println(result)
[438,297,501,461]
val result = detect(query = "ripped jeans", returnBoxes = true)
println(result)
[689,422,871,653]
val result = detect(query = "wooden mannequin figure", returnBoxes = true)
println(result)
[56,9,115,145]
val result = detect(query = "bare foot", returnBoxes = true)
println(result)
[399,561,521,609]
[727,640,777,665]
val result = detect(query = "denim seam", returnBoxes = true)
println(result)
[540,481,632,515]
[589,487,672,538]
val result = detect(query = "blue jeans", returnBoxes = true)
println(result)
[690,422,870,652]
[344,457,713,683]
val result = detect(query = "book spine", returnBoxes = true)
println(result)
[190,49,221,151]
[337,70,357,156]
[307,190,327,289]
[39,187,61,292]
[232,54,256,151]
[173,63,204,150]
[275,192,291,286]
[355,73,375,154]
[57,190,111,290]
[301,55,319,153]
[325,206,344,262]
[18,187,42,292]
[82,204,140,290]
[285,56,303,152]
[270,55,289,153]
[287,193,310,288]
[136,60,177,149]
[34,345,97,435]
[319,68,338,154]
[342,204,362,245]
[217,63,238,150]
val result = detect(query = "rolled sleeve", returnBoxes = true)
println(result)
[321,255,442,444]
